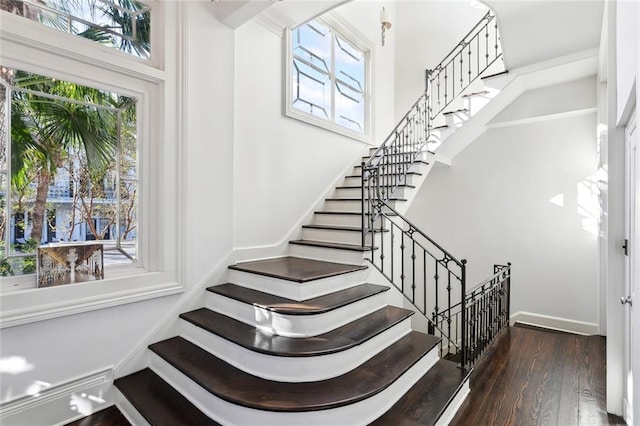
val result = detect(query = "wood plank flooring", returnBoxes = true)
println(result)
[71,323,624,426]
[450,324,625,426]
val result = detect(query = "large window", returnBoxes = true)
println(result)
[0,0,181,326]
[0,0,151,59]
[286,18,371,141]
[0,68,138,278]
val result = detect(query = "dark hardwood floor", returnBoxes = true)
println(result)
[450,324,625,426]
[71,324,624,426]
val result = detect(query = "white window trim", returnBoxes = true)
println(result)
[0,1,186,329]
[285,13,375,145]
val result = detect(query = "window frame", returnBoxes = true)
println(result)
[0,1,184,328]
[285,14,374,144]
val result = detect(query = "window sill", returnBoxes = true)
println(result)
[285,107,374,145]
[0,270,183,329]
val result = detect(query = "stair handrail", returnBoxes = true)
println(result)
[360,10,503,370]
[434,263,511,367]
[427,10,502,118]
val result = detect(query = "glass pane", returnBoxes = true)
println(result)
[292,58,331,119]
[0,255,36,277]
[292,21,332,119]
[118,179,137,260]
[335,35,365,132]
[2,67,137,275]
[0,0,151,59]
[0,173,6,259]
[0,76,8,172]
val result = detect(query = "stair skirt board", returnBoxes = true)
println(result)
[146,348,439,426]
[205,288,389,338]
[177,317,412,382]
[227,268,369,301]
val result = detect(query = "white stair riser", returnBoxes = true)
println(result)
[313,213,382,228]
[343,174,422,187]
[148,346,439,426]
[205,288,388,338]
[178,318,411,382]
[227,268,369,301]
[323,199,403,212]
[302,228,382,246]
[287,244,368,264]
[334,186,410,199]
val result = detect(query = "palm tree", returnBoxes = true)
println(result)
[9,71,118,244]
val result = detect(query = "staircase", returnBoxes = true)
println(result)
[115,256,471,425]
[114,10,507,426]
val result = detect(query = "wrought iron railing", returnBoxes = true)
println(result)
[427,10,502,118]
[433,263,511,368]
[361,10,503,369]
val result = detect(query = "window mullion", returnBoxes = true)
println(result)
[330,29,336,125]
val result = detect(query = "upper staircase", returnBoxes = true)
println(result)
[113,9,510,426]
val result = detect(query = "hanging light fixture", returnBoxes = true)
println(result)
[380,7,392,46]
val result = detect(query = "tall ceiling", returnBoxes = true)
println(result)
[207,0,604,72]
[484,0,604,69]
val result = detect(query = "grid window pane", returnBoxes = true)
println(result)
[290,20,368,135]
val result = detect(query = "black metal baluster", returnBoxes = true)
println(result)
[411,238,416,305]
[400,232,405,294]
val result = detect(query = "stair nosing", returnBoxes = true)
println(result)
[207,282,387,315]
[179,305,414,357]
[148,332,441,412]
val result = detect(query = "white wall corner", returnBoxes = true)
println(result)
[0,368,113,426]
[510,311,600,336]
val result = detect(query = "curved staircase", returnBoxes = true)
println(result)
[115,257,471,425]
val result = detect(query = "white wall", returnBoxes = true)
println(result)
[406,81,599,331]
[615,0,637,123]
[394,1,486,121]
[232,1,396,250]
[183,2,235,284]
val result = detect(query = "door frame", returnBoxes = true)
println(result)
[623,109,638,425]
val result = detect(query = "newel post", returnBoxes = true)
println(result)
[460,259,468,369]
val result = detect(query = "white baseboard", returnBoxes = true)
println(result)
[510,311,599,335]
[0,368,113,426]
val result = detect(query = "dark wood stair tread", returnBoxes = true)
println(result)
[355,160,429,169]
[462,90,490,98]
[228,256,367,282]
[289,239,376,252]
[149,332,440,412]
[180,306,413,357]
[325,197,407,202]
[208,282,387,315]
[370,359,471,426]
[115,368,220,426]
[346,171,423,179]
[443,109,469,116]
[336,184,416,190]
